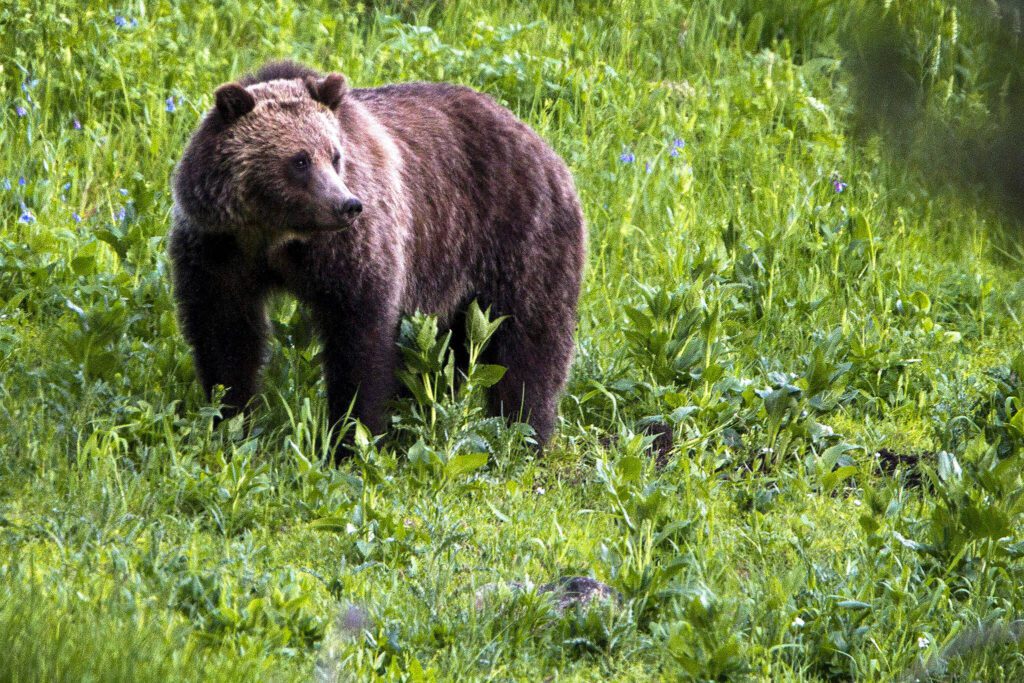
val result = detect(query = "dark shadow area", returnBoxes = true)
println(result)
[843,1,1024,238]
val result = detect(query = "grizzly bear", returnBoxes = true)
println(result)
[169,61,585,452]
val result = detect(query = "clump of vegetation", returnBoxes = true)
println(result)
[3,0,1024,680]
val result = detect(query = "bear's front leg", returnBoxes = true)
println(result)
[168,227,272,421]
[315,306,400,444]
[270,236,402,449]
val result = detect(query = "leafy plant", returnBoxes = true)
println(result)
[392,300,527,479]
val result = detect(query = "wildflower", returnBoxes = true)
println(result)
[645,161,653,173]
[165,97,176,113]
[18,207,35,224]
[1,179,10,190]
[114,15,127,27]
[831,172,847,193]
[673,138,685,149]
[73,118,82,130]
[917,636,929,649]
[15,106,27,117]
[792,616,805,629]
[619,149,636,164]
[72,212,82,223]
[670,147,680,158]
[63,182,71,191]
[18,176,26,186]
[116,206,126,221]
[119,188,129,196]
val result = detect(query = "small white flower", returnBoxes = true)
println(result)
[792,616,805,628]
[534,486,546,495]
[853,499,862,507]
[917,636,929,649]
[807,96,828,113]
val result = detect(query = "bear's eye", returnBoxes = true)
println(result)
[331,151,341,170]
[291,153,311,172]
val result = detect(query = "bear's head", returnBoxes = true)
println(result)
[174,72,363,244]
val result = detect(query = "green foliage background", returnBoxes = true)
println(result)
[3,0,1024,680]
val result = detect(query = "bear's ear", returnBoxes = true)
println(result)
[305,73,348,111]
[214,83,256,123]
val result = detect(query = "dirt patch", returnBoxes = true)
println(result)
[875,448,931,487]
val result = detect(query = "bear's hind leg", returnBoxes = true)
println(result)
[485,315,575,446]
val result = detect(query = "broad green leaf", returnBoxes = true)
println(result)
[822,465,857,492]
[448,452,488,477]
[617,455,643,483]
[470,363,506,388]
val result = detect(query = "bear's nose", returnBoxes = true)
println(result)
[341,197,362,217]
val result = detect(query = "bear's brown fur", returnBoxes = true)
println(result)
[169,61,585,451]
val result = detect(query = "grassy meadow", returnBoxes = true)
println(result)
[4,0,1024,679]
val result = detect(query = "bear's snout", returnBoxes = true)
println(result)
[326,195,362,226]
[310,172,363,229]
[339,197,362,218]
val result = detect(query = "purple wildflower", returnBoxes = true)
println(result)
[15,106,27,117]
[116,206,126,221]
[645,161,653,174]
[118,188,129,196]
[18,176,26,187]
[63,182,71,191]
[673,138,685,149]
[18,207,35,224]
[114,15,127,27]
[73,118,82,130]
[830,172,848,194]
[72,212,82,223]
[619,150,636,164]
[165,97,176,113]
[669,148,680,158]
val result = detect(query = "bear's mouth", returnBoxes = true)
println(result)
[286,213,357,234]
[300,218,356,233]
[304,204,362,232]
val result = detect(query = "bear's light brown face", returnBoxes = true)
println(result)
[216,78,362,237]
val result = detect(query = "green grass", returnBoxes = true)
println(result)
[3,0,1024,680]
